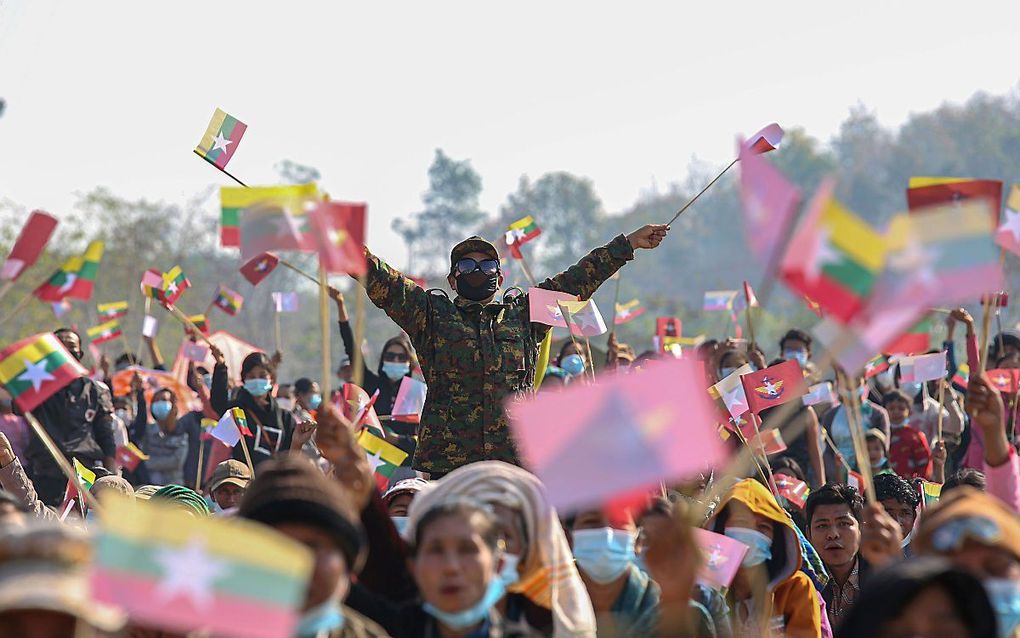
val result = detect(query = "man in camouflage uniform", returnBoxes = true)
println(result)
[362,224,669,477]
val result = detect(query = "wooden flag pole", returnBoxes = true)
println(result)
[583,337,597,383]
[936,379,946,444]
[164,305,215,348]
[666,158,738,225]
[238,433,256,478]
[0,288,34,326]
[731,420,773,489]
[318,263,332,395]
[0,280,14,304]
[274,309,282,354]
[193,149,248,187]
[744,288,757,347]
[844,373,876,504]
[608,275,622,338]
[517,252,539,287]
[195,442,205,492]
[979,293,996,373]
[278,258,322,286]
[135,297,152,364]
[821,426,855,475]
[23,412,102,515]
[351,274,367,389]
[557,301,587,378]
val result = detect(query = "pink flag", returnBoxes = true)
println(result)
[776,476,809,508]
[527,287,579,328]
[738,139,801,268]
[507,357,726,511]
[307,202,367,275]
[1,210,58,281]
[694,529,748,590]
[899,352,946,384]
[182,342,210,362]
[391,377,427,423]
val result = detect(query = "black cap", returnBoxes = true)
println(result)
[450,236,499,269]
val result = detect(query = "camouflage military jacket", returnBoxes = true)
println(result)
[364,234,634,473]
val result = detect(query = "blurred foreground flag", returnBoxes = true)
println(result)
[780,180,886,324]
[194,108,247,171]
[694,528,749,590]
[91,494,312,638]
[508,357,725,511]
[307,201,367,275]
[738,139,801,268]
[1,210,58,281]
[906,177,1002,221]
[995,185,1020,257]
[527,287,579,328]
[220,184,318,248]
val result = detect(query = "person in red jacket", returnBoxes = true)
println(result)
[883,390,932,479]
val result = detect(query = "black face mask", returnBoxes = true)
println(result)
[455,272,498,302]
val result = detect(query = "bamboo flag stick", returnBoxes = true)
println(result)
[238,432,256,478]
[0,288,34,326]
[730,419,773,489]
[0,279,14,304]
[352,274,367,389]
[844,374,876,504]
[746,412,778,492]
[666,158,738,225]
[319,263,332,396]
[583,337,597,383]
[195,442,205,492]
[936,379,946,443]
[821,426,854,474]
[135,297,152,364]
[23,412,102,515]
[744,287,757,346]
[278,258,321,286]
[557,301,587,378]
[979,293,996,373]
[164,305,214,348]
[274,309,282,354]
[517,252,539,287]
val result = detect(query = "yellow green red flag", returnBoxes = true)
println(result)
[34,240,104,302]
[0,332,88,411]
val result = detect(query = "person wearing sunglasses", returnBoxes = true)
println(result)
[354,224,668,479]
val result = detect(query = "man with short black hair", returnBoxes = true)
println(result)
[942,467,986,495]
[873,473,921,554]
[805,484,867,626]
[779,328,812,369]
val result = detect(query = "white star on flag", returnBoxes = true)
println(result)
[18,359,54,392]
[806,229,840,283]
[365,448,386,473]
[153,537,228,610]
[211,131,233,153]
[721,385,746,414]
[57,273,77,294]
[1000,208,1020,243]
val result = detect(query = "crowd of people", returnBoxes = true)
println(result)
[1,224,1018,638]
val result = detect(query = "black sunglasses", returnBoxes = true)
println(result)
[453,258,500,276]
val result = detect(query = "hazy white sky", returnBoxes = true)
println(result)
[2,1,1019,266]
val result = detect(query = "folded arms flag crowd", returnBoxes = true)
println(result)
[0,109,1019,638]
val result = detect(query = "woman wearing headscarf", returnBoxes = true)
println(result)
[330,287,418,417]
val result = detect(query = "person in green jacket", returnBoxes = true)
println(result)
[359,225,668,477]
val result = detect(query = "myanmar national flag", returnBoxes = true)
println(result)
[187,314,210,336]
[780,180,886,324]
[907,177,1002,223]
[703,290,738,311]
[90,494,313,638]
[863,354,890,379]
[0,332,88,412]
[34,240,104,302]
[884,317,931,355]
[919,480,942,508]
[357,429,408,490]
[98,301,129,320]
[194,108,247,171]
[995,184,1020,258]
[614,299,645,325]
[951,362,970,389]
[219,184,319,248]
[505,215,541,258]
[161,266,191,306]
[213,286,244,316]
[73,457,97,491]
[87,319,123,345]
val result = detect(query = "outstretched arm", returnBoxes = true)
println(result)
[541,225,668,300]
[354,250,429,344]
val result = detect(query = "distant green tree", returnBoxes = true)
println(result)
[391,149,485,275]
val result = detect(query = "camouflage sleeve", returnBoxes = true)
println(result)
[357,248,429,343]
[539,234,634,300]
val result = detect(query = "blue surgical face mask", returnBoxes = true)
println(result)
[151,400,173,420]
[724,526,772,567]
[572,527,636,584]
[308,393,322,410]
[986,578,1020,638]
[872,455,887,469]
[391,515,409,536]
[901,381,922,398]
[422,571,506,630]
[244,378,272,397]
[201,374,212,388]
[381,361,410,381]
[720,367,738,379]
[499,553,521,587]
[561,354,585,377]
[784,350,808,368]
[295,599,346,637]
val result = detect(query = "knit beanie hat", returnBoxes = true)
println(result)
[238,453,365,570]
[151,484,211,517]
